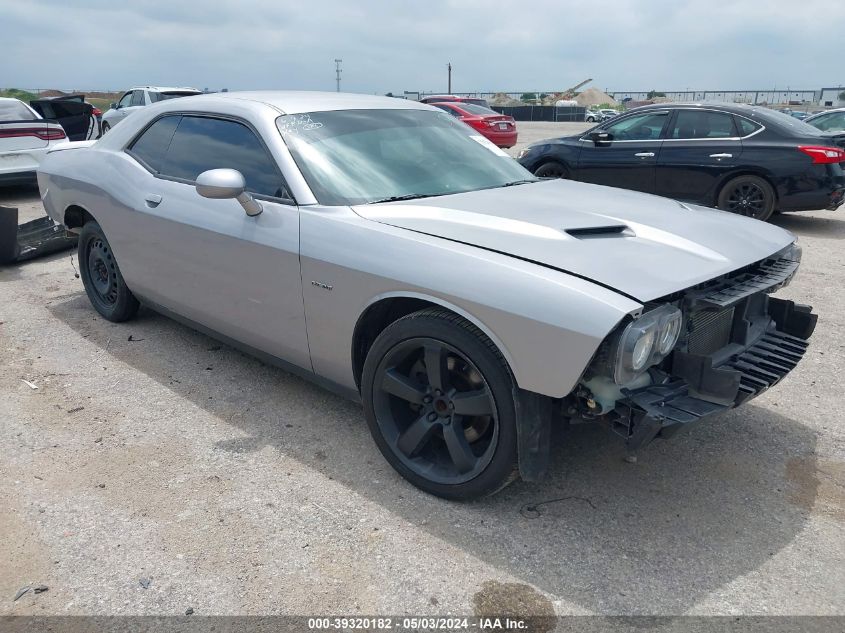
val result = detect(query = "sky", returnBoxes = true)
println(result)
[1,0,843,95]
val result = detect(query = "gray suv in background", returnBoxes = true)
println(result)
[101,86,201,132]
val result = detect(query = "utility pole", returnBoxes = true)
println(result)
[447,62,452,94]
[335,59,342,92]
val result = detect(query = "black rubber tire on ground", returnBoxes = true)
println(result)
[361,308,519,500]
[717,175,776,222]
[534,161,570,179]
[78,221,139,322]
[101,122,110,134]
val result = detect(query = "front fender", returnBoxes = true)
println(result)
[301,206,641,399]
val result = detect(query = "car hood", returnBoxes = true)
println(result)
[352,179,795,302]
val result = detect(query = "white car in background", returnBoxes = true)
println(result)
[101,86,202,133]
[0,97,68,185]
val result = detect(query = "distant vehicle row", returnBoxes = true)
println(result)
[518,102,845,221]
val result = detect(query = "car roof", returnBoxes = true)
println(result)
[628,102,771,114]
[806,107,845,119]
[129,86,201,92]
[154,90,432,115]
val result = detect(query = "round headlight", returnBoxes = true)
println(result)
[631,329,655,370]
[657,311,682,355]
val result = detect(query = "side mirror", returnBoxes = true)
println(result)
[195,169,263,217]
[110,102,117,110]
[589,131,613,146]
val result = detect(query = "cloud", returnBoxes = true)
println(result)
[1,0,842,94]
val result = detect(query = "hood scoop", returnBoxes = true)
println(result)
[565,224,632,239]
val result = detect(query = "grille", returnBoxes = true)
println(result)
[687,307,734,355]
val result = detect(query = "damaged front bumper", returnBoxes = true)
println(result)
[617,296,816,451]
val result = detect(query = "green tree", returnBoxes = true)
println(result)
[520,92,537,102]
[839,90,845,101]
[647,90,666,99]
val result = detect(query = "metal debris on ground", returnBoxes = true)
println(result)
[13,586,30,601]
[138,577,151,589]
[20,379,38,390]
[33,585,48,594]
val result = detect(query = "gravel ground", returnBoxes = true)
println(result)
[1,122,843,617]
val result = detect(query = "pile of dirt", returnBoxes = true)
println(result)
[488,92,522,107]
[575,88,618,107]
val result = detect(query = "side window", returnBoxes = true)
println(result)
[604,111,668,141]
[159,116,289,199]
[117,92,133,109]
[130,90,145,107]
[127,116,180,172]
[670,110,736,139]
[148,92,163,103]
[736,117,763,137]
[812,112,845,132]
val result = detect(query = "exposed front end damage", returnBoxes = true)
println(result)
[571,243,816,455]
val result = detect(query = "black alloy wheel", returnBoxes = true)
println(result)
[718,175,775,222]
[362,309,518,499]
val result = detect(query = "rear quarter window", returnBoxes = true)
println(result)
[736,117,762,137]
[127,116,180,172]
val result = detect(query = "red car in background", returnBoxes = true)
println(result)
[420,95,489,107]
[430,102,518,148]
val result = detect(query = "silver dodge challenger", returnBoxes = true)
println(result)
[37,91,817,499]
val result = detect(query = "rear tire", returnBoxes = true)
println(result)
[717,175,775,222]
[534,161,570,179]
[361,308,519,500]
[78,221,139,322]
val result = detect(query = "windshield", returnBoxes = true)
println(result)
[277,109,534,206]
[0,100,37,121]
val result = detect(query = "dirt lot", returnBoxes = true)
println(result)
[1,122,843,616]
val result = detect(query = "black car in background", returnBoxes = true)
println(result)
[29,94,100,141]
[517,103,845,221]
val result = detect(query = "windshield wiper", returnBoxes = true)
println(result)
[369,193,443,204]
[500,179,537,187]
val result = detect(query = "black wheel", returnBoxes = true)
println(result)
[361,308,518,500]
[717,175,775,222]
[78,221,139,322]
[101,122,110,134]
[534,161,570,179]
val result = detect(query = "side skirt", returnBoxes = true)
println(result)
[140,299,362,404]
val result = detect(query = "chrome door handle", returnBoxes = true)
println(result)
[634,152,655,158]
[144,194,162,208]
[710,153,733,159]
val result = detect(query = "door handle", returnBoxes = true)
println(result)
[144,194,162,208]
[634,152,655,158]
[710,153,733,159]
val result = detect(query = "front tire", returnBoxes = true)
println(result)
[361,308,518,500]
[78,221,139,322]
[717,175,775,222]
[534,161,570,179]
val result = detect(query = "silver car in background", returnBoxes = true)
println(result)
[37,92,816,499]
[101,86,201,133]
